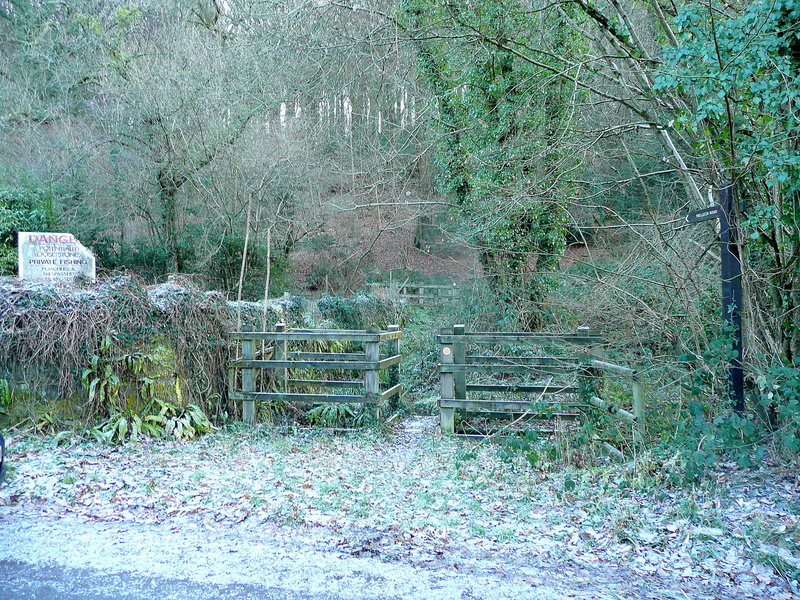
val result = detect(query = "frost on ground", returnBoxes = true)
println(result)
[0,416,798,600]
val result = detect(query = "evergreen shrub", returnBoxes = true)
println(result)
[0,187,57,275]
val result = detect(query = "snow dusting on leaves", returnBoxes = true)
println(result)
[0,418,798,599]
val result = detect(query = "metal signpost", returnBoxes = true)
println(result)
[685,187,745,413]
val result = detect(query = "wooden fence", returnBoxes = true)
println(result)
[368,282,459,305]
[438,325,645,446]
[229,324,403,425]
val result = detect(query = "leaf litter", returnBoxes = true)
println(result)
[0,416,798,599]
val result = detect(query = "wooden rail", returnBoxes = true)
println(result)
[368,282,459,304]
[229,323,402,425]
[437,325,646,448]
[586,359,646,445]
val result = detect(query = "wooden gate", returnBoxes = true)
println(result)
[437,325,645,445]
[229,324,403,425]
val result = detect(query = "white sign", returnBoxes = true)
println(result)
[18,232,96,282]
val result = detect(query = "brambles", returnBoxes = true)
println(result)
[1,275,230,428]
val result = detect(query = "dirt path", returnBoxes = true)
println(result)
[0,419,796,599]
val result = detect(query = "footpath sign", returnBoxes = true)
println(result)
[685,205,723,224]
[17,232,96,282]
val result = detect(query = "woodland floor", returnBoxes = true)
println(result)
[0,417,798,599]
[290,201,482,294]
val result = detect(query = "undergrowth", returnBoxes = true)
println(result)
[3,274,799,486]
[0,275,231,429]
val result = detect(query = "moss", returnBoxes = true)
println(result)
[0,275,233,424]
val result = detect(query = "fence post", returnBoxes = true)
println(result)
[577,354,597,404]
[453,324,467,421]
[241,325,256,425]
[387,325,400,388]
[440,327,455,434]
[578,353,600,434]
[227,361,235,415]
[364,326,381,423]
[632,367,646,446]
[274,322,287,392]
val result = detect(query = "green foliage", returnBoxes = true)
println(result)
[92,399,214,444]
[755,361,800,455]
[0,378,11,415]
[0,186,57,275]
[158,400,214,441]
[456,279,519,331]
[81,335,144,415]
[645,0,800,469]
[654,0,800,361]
[305,403,358,428]
[453,446,479,470]
[200,233,290,300]
[82,353,121,409]
[88,237,174,283]
[662,406,767,484]
[92,408,161,444]
[678,315,740,400]
[88,226,292,297]
[657,0,799,153]
[2,275,232,421]
[317,293,403,330]
[81,331,214,443]
[394,304,456,398]
[399,0,581,328]
[658,0,800,202]
[497,428,541,469]
[663,321,768,482]
[495,415,602,472]
[662,312,800,481]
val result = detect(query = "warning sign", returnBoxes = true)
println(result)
[17,232,96,282]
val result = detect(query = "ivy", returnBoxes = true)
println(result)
[400,0,583,328]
